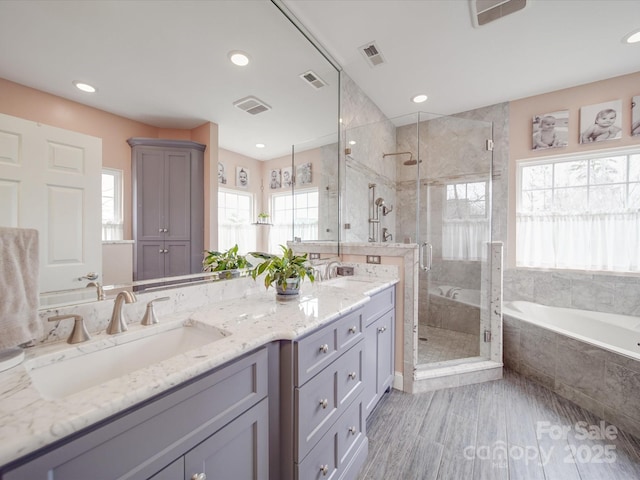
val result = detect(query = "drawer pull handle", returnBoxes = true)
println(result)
[320,465,329,476]
[319,344,329,353]
[320,398,328,409]
[348,371,357,380]
[191,474,206,480]
[378,326,386,333]
[349,426,357,435]
[348,325,357,334]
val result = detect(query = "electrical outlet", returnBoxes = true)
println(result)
[309,253,320,260]
[366,255,381,264]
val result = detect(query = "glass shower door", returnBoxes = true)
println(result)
[415,114,493,366]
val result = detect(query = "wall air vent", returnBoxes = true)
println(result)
[299,70,327,90]
[469,0,529,27]
[359,41,385,67]
[233,96,271,115]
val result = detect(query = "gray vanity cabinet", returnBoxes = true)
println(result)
[282,307,369,480]
[2,347,269,480]
[129,138,205,281]
[363,286,395,418]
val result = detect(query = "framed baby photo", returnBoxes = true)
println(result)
[236,166,249,188]
[281,166,293,188]
[218,162,227,184]
[532,110,568,150]
[632,96,640,137]
[296,162,312,185]
[269,168,281,189]
[579,100,622,144]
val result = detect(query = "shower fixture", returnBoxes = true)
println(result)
[375,197,393,216]
[382,151,422,166]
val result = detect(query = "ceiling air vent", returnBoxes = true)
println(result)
[359,41,385,67]
[469,0,529,28]
[299,70,327,90]
[233,96,271,115]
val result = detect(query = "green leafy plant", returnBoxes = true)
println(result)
[203,244,252,273]
[249,245,315,291]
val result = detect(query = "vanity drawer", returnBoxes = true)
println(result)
[295,307,363,386]
[363,286,395,326]
[335,308,364,352]
[295,399,365,480]
[295,342,363,461]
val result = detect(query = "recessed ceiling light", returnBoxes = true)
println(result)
[412,94,428,103]
[623,28,640,44]
[349,140,357,145]
[256,143,265,148]
[73,81,96,93]
[229,50,250,66]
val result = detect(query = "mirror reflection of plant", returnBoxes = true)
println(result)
[249,245,314,290]
[203,244,252,273]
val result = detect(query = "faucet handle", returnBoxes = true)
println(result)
[141,296,170,326]
[48,314,91,344]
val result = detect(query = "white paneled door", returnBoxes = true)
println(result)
[0,113,102,292]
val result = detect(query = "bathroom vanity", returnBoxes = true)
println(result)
[0,277,397,480]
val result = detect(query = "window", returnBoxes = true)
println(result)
[517,149,640,272]
[101,168,123,241]
[443,181,489,261]
[218,189,255,253]
[269,189,318,253]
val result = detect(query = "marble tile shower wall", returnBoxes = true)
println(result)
[340,74,397,243]
[318,141,339,241]
[504,269,640,316]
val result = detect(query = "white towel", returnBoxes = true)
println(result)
[0,227,42,348]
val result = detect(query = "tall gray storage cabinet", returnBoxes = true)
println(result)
[128,138,205,281]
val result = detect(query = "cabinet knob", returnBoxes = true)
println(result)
[319,344,329,353]
[164,249,169,253]
[348,325,357,334]
[320,465,329,476]
[191,474,206,480]
[158,228,163,233]
[349,426,357,435]
[159,249,164,253]
[378,326,386,333]
[164,228,168,233]
[348,371,357,380]
[319,398,328,409]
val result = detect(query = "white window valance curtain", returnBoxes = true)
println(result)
[218,223,256,254]
[442,218,489,261]
[516,211,640,271]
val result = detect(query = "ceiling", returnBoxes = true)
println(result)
[284,0,640,120]
[1,0,638,160]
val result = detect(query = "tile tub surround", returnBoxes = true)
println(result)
[503,312,640,439]
[0,275,397,467]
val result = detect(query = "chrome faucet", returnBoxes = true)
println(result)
[86,281,105,301]
[325,260,341,279]
[107,291,137,334]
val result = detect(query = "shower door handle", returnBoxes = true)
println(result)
[419,242,432,271]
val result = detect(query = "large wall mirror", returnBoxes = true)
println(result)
[0,0,340,307]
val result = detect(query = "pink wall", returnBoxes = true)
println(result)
[0,78,215,241]
[507,70,640,265]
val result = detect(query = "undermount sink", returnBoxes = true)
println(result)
[25,320,230,400]
[321,277,370,288]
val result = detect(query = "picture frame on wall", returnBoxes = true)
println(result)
[632,96,640,137]
[236,166,249,188]
[579,100,622,144]
[296,163,312,185]
[532,110,568,150]
[282,166,293,188]
[218,162,227,184]
[269,168,281,189]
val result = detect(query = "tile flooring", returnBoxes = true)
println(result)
[418,325,480,364]
[358,369,640,480]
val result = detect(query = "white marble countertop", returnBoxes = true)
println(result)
[0,275,397,468]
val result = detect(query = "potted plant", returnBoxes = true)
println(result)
[250,245,315,297]
[257,212,270,224]
[203,244,252,278]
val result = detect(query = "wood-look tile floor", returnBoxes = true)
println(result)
[358,369,640,480]
[418,325,480,364]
